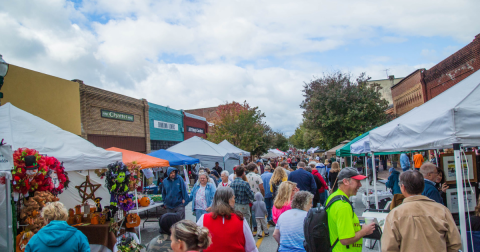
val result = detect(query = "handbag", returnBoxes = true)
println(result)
[329,176,338,194]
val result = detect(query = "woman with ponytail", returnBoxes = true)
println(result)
[170,220,211,252]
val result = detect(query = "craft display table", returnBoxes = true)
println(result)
[130,202,164,228]
[362,191,393,208]
[74,223,117,251]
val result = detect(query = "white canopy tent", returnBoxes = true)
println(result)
[261,151,281,159]
[350,135,371,154]
[168,136,240,173]
[0,103,122,171]
[218,140,251,157]
[369,69,480,250]
[0,103,123,214]
[269,149,286,156]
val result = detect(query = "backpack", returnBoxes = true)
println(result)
[303,195,353,252]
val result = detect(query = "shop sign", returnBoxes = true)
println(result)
[154,120,179,131]
[101,109,134,122]
[0,145,14,171]
[187,126,205,134]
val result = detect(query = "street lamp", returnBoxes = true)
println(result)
[0,54,9,99]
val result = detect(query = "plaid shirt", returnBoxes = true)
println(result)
[230,177,254,205]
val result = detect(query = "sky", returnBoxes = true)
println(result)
[1,0,479,136]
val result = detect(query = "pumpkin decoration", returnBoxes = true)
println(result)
[139,196,150,207]
[16,231,33,252]
[91,214,99,225]
[99,214,107,225]
[126,213,141,228]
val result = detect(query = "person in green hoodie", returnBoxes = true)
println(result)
[26,201,90,252]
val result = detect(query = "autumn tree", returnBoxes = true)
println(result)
[300,71,389,149]
[208,101,271,156]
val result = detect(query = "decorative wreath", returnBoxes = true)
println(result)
[117,236,143,252]
[44,156,70,195]
[126,162,141,191]
[105,162,131,197]
[11,148,48,196]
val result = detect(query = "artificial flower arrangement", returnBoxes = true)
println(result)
[44,156,70,195]
[126,161,141,191]
[105,162,131,207]
[117,235,144,252]
[117,193,135,212]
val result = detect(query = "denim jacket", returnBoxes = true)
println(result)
[189,182,216,211]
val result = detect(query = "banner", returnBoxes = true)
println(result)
[0,145,13,171]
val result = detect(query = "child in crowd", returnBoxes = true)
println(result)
[252,192,269,238]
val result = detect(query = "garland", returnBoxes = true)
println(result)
[44,156,70,195]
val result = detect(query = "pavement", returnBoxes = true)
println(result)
[138,167,392,251]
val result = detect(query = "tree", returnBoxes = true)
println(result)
[272,131,289,152]
[300,71,389,149]
[208,101,270,156]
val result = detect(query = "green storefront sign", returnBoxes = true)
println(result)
[101,109,134,122]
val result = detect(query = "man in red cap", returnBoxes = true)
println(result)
[325,167,375,252]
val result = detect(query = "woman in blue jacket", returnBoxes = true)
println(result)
[386,168,401,195]
[189,172,216,222]
[26,202,90,252]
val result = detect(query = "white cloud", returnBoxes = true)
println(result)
[1,0,479,135]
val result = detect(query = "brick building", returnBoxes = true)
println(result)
[185,106,219,133]
[149,102,184,150]
[183,112,208,140]
[391,69,426,116]
[77,81,150,153]
[391,34,480,116]
[424,34,480,100]
[367,75,403,115]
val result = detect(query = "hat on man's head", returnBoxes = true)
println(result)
[337,167,367,181]
[256,159,262,163]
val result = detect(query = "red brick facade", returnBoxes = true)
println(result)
[185,106,219,133]
[183,113,208,140]
[424,34,480,100]
[76,81,151,153]
[391,69,426,116]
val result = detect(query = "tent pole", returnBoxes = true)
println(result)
[434,149,439,165]
[350,155,353,167]
[372,152,378,209]
[135,188,141,243]
[365,155,369,207]
[454,144,467,251]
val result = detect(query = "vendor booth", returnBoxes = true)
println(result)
[262,151,281,159]
[368,68,480,250]
[148,149,200,166]
[167,136,240,173]
[0,103,157,252]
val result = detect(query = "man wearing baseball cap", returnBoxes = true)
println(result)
[325,167,375,252]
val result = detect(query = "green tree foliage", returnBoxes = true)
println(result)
[300,71,389,149]
[208,101,271,156]
[272,131,289,152]
[289,123,324,150]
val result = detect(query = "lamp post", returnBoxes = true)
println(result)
[0,54,9,100]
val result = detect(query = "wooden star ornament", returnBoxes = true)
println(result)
[75,175,101,203]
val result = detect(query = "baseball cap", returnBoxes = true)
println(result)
[337,167,367,181]
[256,159,262,163]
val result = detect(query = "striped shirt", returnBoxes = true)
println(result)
[275,209,307,252]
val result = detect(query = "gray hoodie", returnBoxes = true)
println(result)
[252,192,268,218]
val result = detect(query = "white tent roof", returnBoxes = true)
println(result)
[350,135,370,154]
[269,149,286,156]
[218,140,250,156]
[0,103,122,171]
[261,151,280,158]
[370,69,480,152]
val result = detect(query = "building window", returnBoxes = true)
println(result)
[150,140,181,150]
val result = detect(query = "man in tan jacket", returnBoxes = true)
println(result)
[381,170,461,252]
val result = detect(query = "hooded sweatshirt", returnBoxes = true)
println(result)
[25,220,90,252]
[162,167,190,209]
[315,163,326,178]
[386,170,401,195]
[311,169,327,193]
[252,192,268,218]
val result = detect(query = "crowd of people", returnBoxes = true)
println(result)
[24,150,480,252]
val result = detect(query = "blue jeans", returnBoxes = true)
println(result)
[250,206,257,229]
[265,197,273,221]
[319,191,328,206]
[195,209,207,222]
[402,166,410,172]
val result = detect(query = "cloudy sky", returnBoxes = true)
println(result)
[1,0,479,135]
